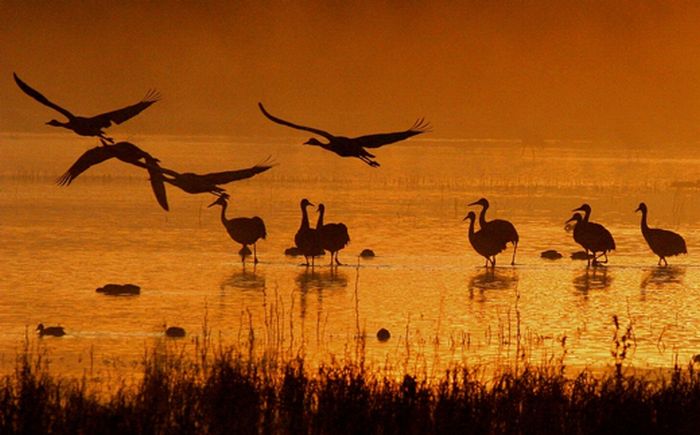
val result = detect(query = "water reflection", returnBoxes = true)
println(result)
[220,268,266,291]
[640,266,685,290]
[573,268,613,294]
[468,268,519,301]
[296,268,348,321]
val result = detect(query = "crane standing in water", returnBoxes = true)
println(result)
[635,202,687,266]
[463,211,508,267]
[566,211,615,267]
[258,102,430,167]
[208,194,267,264]
[295,199,323,267]
[316,203,350,266]
[13,73,159,143]
[468,198,519,265]
[571,203,616,265]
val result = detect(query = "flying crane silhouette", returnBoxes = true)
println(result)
[635,202,687,266]
[13,72,159,143]
[258,102,430,167]
[468,198,519,265]
[57,140,169,210]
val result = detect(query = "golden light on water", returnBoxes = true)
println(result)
[3,2,700,382]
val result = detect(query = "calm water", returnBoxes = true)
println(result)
[2,133,700,379]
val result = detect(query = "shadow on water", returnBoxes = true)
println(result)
[220,267,266,291]
[468,268,519,301]
[573,267,613,295]
[640,266,685,290]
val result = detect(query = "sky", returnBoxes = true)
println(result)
[2,1,700,144]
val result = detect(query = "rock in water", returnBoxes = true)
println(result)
[360,249,376,258]
[540,250,563,260]
[96,283,141,295]
[376,328,391,341]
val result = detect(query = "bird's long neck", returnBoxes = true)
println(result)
[300,204,310,230]
[478,204,488,227]
[467,217,476,241]
[316,207,324,228]
[582,209,591,222]
[639,209,649,233]
[219,201,229,225]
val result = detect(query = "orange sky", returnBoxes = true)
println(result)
[2,1,700,143]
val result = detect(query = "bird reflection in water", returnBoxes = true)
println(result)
[296,268,348,321]
[220,268,266,291]
[640,266,685,290]
[467,268,519,301]
[573,268,613,294]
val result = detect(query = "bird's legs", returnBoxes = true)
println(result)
[511,242,518,266]
[358,155,380,167]
[335,252,343,266]
[253,243,259,264]
[98,132,115,144]
[659,257,668,267]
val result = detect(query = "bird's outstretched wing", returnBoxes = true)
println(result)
[352,118,431,149]
[197,157,276,185]
[91,89,161,128]
[56,146,116,186]
[13,73,75,119]
[145,158,169,211]
[258,103,334,139]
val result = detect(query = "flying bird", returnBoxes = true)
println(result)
[316,203,350,266]
[57,140,169,211]
[155,157,275,196]
[258,102,430,167]
[13,72,159,143]
[635,202,687,266]
[209,194,267,264]
[468,198,519,265]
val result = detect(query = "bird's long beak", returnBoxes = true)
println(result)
[462,214,469,221]
[467,200,479,206]
[207,199,218,208]
[565,216,576,224]
[308,201,315,207]
[572,206,584,212]
[635,206,641,213]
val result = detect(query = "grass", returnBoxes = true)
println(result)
[3,330,700,435]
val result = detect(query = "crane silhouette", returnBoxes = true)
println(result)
[468,198,519,265]
[14,73,159,143]
[258,102,430,167]
[295,199,323,267]
[36,323,65,337]
[209,194,267,264]
[463,211,508,267]
[565,212,615,267]
[316,203,350,266]
[57,140,169,210]
[572,203,616,265]
[635,202,687,266]
[155,157,275,196]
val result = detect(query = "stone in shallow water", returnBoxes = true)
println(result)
[376,328,391,342]
[570,251,590,261]
[96,283,140,295]
[540,250,563,260]
[360,249,376,258]
[165,326,186,338]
